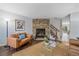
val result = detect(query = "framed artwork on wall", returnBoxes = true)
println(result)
[15,20,25,31]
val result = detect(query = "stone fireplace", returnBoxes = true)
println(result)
[32,19,49,39]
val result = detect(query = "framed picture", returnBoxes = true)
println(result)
[15,20,25,31]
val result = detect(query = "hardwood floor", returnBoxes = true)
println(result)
[0,40,43,56]
[1,40,76,56]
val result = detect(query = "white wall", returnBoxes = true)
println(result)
[0,10,32,46]
[70,12,79,39]
[0,18,6,46]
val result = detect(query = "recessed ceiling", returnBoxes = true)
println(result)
[0,3,79,18]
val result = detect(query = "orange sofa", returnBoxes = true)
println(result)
[8,32,32,49]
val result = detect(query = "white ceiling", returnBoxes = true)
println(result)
[0,3,79,18]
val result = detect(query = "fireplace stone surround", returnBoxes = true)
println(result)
[32,19,49,39]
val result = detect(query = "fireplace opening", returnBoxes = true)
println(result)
[36,28,45,38]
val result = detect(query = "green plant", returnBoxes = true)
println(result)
[65,26,67,32]
[44,35,49,43]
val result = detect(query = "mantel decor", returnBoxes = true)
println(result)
[15,20,25,31]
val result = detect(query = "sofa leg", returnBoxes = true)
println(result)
[8,46,11,50]
[29,40,32,45]
[8,46,13,51]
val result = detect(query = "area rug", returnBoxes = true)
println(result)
[12,42,68,56]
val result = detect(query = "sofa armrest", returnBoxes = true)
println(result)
[26,34,32,39]
[8,37,19,48]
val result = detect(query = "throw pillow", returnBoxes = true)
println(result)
[19,34,26,40]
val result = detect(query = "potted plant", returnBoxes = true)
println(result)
[44,35,49,46]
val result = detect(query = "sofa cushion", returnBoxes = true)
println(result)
[19,34,26,40]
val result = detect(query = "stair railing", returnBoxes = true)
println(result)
[49,24,60,41]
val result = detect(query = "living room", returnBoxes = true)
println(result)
[0,3,79,56]
[0,8,62,55]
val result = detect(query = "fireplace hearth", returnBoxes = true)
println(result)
[36,29,45,38]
